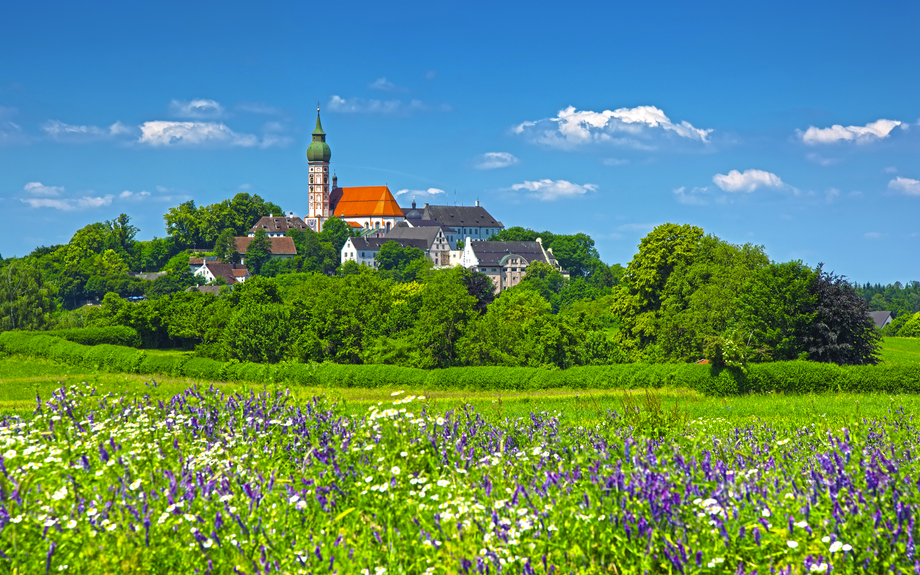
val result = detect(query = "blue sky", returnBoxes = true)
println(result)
[1,0,918,283]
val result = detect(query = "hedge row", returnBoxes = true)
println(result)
[45,326,142,348]
[1,331,917,395]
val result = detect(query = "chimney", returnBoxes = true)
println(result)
[536,237,542,244]
[475,200,480,207]
[424,203,429,208]
[269,213,273,218]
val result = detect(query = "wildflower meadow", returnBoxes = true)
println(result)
[0,382,917,574]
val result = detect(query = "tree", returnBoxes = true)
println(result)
[105,213,139,253]
[458,267,495,314]
[245,229,272,275]
[213,228,240,264]
[408,270,477,368]
[70,222,108,254]
[375,241,428,282]
[0,262,57,332]
[318,217,353,253]
[655,235,769,361]
[805,266,880,365]
[735,261,818,362]
[614,223,704,348]
[164,200,202,248]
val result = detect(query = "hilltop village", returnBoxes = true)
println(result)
[190,110,569,294]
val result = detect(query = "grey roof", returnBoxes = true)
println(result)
[422,205,503,229]
[399,219,456,232]
[128,271,167,281]
[870,310,892,328]
[469,241,552,267]
[248,215,309,235]
[385,226,450,250]
[349,237,430,252]
[186,285,224,295]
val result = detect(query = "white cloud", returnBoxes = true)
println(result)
[169,99,225,119]
[884,166,898,174]
[119,190,150,200]
[824,188,840,203]
[41,120,131,141]
[799,119,901,145]
[474,152,519,170]
[673,186,710,205]
[368,77,407,93]
[513,105,712,149]
[603,158,630,166]
[138,121,259,147]
[21,194,114,211]
[327,95,451,114]
[24,182,64,197]
[864,232,886,240]
[509,179,597,201]
[395,188,446,198]
[889,176,920,196]
[712,169,784,193]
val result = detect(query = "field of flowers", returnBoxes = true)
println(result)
[0,383,918,574]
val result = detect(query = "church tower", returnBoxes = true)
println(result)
[305,108,332,232]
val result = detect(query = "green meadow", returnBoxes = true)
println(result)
[2,338,919,425]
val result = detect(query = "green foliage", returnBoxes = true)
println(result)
[375,241,429,282]
[213,228,240,264]
[614,223,704,348]
[48,325,141,347]
[0,261,57,332]
[163,193,282,249]
[317,216,354,253]
[898,312,920,337]
[245,229,272,275]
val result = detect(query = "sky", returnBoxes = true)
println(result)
[1,0,918,284]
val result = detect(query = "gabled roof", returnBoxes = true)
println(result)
[204,263,248,284]
[248,216,308,235]
[870,310,893,328]
[468,241,554,267]
[348,237,430,252]
[234,236,298,255]
[330,186,405,218]
[422,205,503,229]
[385,225,446,250]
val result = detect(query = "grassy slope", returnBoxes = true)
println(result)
[3,338,920,423]
[879,336,920,365]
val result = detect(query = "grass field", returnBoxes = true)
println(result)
[879,336,920,365]
[3,337,920,424]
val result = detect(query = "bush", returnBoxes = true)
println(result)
[181,357,225,380]
[138,354,188,377]
[48,326,142,348]
[3,331,920,395]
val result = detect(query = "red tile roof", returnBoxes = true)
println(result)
[234,236,298,255]
[330,186,405,218]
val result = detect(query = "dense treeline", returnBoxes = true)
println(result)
[0,189,899,370]
[612,224,881,365]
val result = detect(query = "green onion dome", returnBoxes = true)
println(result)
[306,110,331,162]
